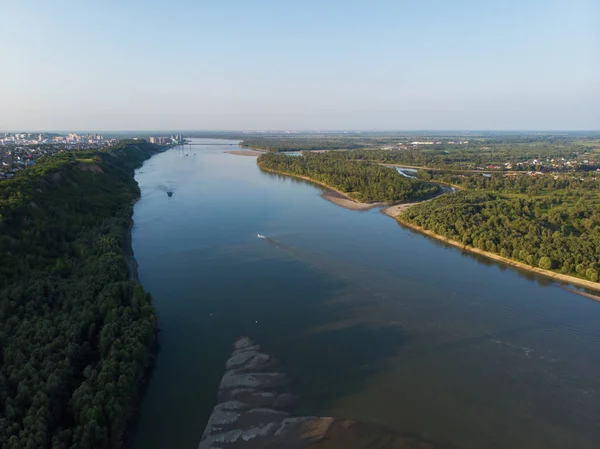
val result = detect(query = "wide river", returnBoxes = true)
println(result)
[132,139,600,449]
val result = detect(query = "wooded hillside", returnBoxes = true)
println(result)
[0,140,161,449]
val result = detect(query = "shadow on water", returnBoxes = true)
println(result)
[400,222,563,290]
[244,241,412,413]
[134,238,415,449]
[259,168,327,190]
[245,237,421,420]
[253,235,600,437]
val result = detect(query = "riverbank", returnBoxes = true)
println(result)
[388,215,600,294]
[381,202,419,216]
[258,165,386,211]
[259,162,598,294]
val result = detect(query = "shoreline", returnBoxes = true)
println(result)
[225,149,263,156]
[389,215,600,294]
[259,161,600,295]
[258,165,388,211]
[381,202,420,216]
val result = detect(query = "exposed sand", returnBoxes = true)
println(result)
[392,217,600,293]
[257,160,600,294]
[225,149,263,156]
[258,165,384,211]
[321,190,384,211]
[381,203,418,217]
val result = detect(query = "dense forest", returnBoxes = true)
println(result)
[338,146,599,172]
[258,152,440,203]
[0,140,161,448]
[401,191,600,282]
[242,134,600,173]
[422,170,600,203]
[254,136,600,284]
[241,136,378,152]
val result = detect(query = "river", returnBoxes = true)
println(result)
[132,139,600,449]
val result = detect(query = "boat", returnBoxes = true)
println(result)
[257,234,266,239]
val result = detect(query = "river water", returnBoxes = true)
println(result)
[132,139,600,449]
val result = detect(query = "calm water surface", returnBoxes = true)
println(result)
[133,139,600,449]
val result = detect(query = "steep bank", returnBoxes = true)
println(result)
[0,140,162,449]
[199,337,457,449]
[387,215,600,294]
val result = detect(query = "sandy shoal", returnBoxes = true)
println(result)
[321,190,385,211]
[258,166,385,211]
[225,150,263,156]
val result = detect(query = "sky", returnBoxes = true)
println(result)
[0,0,598,131]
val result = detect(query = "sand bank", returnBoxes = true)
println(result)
[258,166,384,211]
[381,202,419,217]
[225,149,263,156]
[258,162,600,294]
[390,216,600,294]
[321,190,384,210]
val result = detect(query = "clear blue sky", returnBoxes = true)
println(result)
[1,0,598,131]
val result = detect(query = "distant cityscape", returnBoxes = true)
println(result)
[0,132,114,147]
[147,134,184,145]
[0,132,120,180]
[0,132,186,180]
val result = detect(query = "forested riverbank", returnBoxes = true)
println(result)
[394,191,600,290]
[257,144,600,291]
[0,140,161,448]
[257,152,441,203]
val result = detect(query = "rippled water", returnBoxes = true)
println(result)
[132,139,600,449]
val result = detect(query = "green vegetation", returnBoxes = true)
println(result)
[242,132,600,172]
[423,170,600,205]
[255,133,600,284]
[258,152,441,203]
[402,191,600,282]
[339,144,600,172]
[241,136,378,152]
[0,140,161,448]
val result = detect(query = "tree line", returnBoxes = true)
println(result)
[258,152,440,203]
[241,137,379,152]
[0,140,161,448]
[402,191,600,282]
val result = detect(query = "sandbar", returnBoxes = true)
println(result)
[381,203,418,217]
[321,190,384,211]
[258,165,384,211]
[225,149,263,156]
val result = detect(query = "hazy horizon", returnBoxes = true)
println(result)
[2,0,598,131]
[2,129,600,134]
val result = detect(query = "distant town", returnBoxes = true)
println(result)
[147,134,184,146]
[0,132,184,180]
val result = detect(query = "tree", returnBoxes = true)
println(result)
[538,256,553,270]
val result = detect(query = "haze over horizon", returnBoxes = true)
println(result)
[1,0,598,131]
